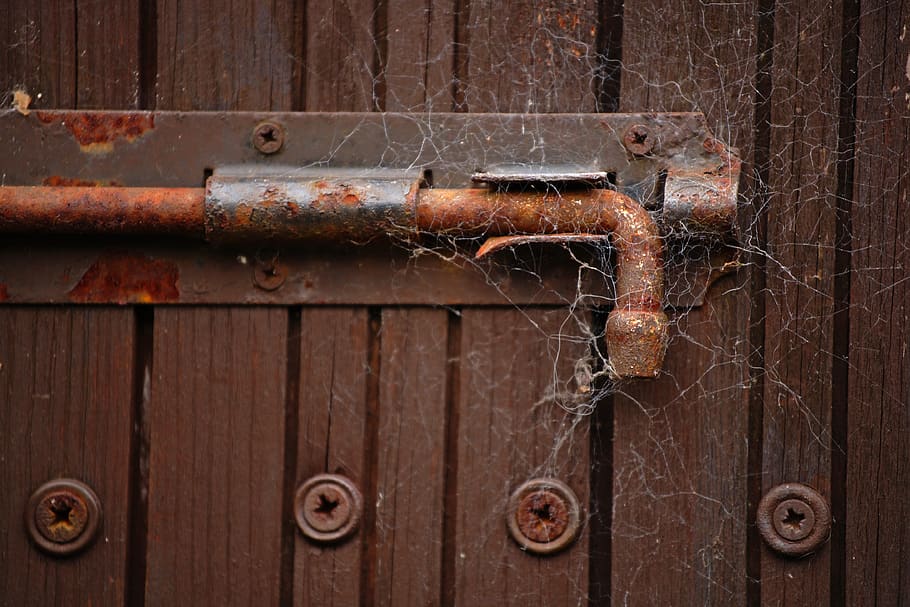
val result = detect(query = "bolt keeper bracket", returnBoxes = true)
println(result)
[0,111,741,378]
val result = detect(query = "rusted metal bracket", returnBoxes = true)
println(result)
[0,110,740,377]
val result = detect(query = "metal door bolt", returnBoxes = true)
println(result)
[251,121,285,154]
[25,478,102,556]
[294,474,362,543]
[507,478,581,555]
[757,483,831,557]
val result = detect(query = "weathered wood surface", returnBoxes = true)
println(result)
[145,308,288,605]
[2,1,909,605]
[759,1,850,604]
[0,308,134,607]
[453,308,591,605]
[846,2,910,604]
[611,1,756,603]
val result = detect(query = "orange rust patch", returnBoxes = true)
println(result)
[36,111,154,151]
[42,176,122,187]
[311,183,366,211]
[68,252,179,303]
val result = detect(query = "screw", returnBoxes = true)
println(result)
[507,478,581,555]
[252,262,287,291]
[25,479,102,556]
[252,249,287,291]
[757,483,831,557]
[623,124,654,156]
[294,474,362,543]
[251,121,285,154]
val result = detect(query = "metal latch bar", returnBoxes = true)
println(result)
[0,178,667,378]
[0,110,742,378]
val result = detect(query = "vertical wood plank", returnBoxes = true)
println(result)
[613,1,757,604]
[847,3,910,604]
[0,308,134,607]
[304,0,379,111]
[384,0,456,111]
[293,308,370,606]
[145,308,287,606]
[759,1,847,603]
[457,0,600,112]
[371,308,449,606]
[450,3,600,602]
[453,308,590,605]
[0,1,76,108]
[155,0,301,110]
[75,1,140,109]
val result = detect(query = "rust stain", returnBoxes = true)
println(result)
[36,111,154,152]
[0,283,8,302]
[42,176,122,187]
[310,182,366,211]
[68,252,179,304]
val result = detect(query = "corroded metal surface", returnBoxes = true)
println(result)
[0,180,668,375]
[506,478,582,556]
[205,172,420,244]
[0,186,204,237]
[25,479,103,557]
[67,251,180,303]
[757,483,831,558]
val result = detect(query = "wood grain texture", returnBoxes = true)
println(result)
[457,0,600,112]
[155,0,301,110]
[0,308,134,607]
[612,1,757,604]
[846,3,910,604]
[145,308,287,606]
[304,0,379,111]
[75,0,140,109]
[0,1,76,108]
[759,1,847,603]
[453,308,590,605]
[371,308,449,606]
[293,308,370,606]
[384,0,456,111]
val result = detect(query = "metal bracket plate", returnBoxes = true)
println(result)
[0,110,740,307]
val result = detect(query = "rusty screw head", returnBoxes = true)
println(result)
[757,483,831,557]
[251,121,285,154]
[623,124,654,156]
[294,474,362,543]
[507,478,581,555]
[25,479,102,556]
[252,262,287,291]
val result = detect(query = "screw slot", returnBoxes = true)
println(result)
[507,478,581,555]
[623,124,655,156]
[252,121,285,154]
[295,474,362,544]
[26,479,102,557]
[757,483,830,557]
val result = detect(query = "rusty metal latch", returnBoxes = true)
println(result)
[0,111,741,378]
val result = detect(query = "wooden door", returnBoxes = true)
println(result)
[1,2,907,605]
